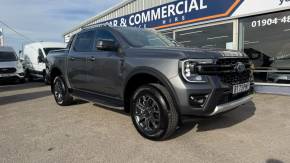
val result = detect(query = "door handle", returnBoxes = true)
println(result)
[89,56,96,62]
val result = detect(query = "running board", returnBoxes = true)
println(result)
[71,89,124,110]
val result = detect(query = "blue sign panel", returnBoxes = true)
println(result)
[100,0,244,29]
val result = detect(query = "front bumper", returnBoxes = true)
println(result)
[169,75,254,117]
[207,94,254,116]
[0,73,25,81]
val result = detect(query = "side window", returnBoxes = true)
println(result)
[95,29,116,42]
[74,31,94,52]
[38,49,44,57]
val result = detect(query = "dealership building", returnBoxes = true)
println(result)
[64,0,290,95]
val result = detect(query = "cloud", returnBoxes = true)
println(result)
[0,0,122,52]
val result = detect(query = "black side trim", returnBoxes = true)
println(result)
[71,89,124,108]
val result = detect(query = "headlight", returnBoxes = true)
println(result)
[180,59,213,83]
[16,62,23,70]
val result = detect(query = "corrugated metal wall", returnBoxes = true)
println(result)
[89,0,175,25]
[65,0,175,41]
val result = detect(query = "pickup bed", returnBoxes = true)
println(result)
[47,26,254,140]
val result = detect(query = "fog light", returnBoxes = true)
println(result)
[189,95,208,107]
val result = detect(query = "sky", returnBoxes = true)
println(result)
[0,0,123,53]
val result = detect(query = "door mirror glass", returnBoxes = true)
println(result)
[96,39,117,51]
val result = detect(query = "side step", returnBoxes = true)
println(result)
[71,89,124,110]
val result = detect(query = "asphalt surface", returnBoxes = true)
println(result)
[0,82,289,163]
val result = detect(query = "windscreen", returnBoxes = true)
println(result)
[115,27,180,48]
[44,48,65,56]
[0,52,17,62]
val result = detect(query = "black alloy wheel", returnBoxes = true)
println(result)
[53,76,73,106]
[131,83,178,140]
[134,94,162,134]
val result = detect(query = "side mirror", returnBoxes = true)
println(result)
[96,39,117,51]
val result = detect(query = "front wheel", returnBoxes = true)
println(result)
[52,76,73,106]
[130,84,178,141]
[24,69,33,82]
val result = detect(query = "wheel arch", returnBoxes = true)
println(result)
[123,67,179,113]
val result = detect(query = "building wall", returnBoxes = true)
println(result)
[64,0,175,42]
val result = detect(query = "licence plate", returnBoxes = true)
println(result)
[233,82,250,94]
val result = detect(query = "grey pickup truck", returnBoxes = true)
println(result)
[47,26,254,140]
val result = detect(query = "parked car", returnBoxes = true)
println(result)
[22,42,66,84]
[0,46,25,83]
[47,26,254,140]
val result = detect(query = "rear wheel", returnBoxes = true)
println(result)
[19,77,26,83]
[52,76,73,106]
[130,83,178,140]
[43,72,49,85]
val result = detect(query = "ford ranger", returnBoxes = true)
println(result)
[47,26,254,140]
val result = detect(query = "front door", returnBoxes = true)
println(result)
[85,29,123,98]
[67,30,95,90]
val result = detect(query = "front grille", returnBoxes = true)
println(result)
[221,70,251,85]
[197,58,251,86]
[0,68,16,74]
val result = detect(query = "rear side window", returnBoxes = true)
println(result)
[74,31,94,52]
[0,52,16,61]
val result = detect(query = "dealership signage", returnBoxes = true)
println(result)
[279,0,290,6]
[101,0,243,29]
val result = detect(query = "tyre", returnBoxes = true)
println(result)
[130,83,178,140]
[24,69,33,82]
[19,78,26,83]
[52,76,74,106]
[43,72,49,85]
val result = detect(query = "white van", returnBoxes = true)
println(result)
[22,42,66,83]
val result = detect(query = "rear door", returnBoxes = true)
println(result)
[85,29,123,97]
[67,30,95,90]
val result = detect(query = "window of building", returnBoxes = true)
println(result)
[160,31,174,39]
[175,23,234,50]
[239,10,290,83]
